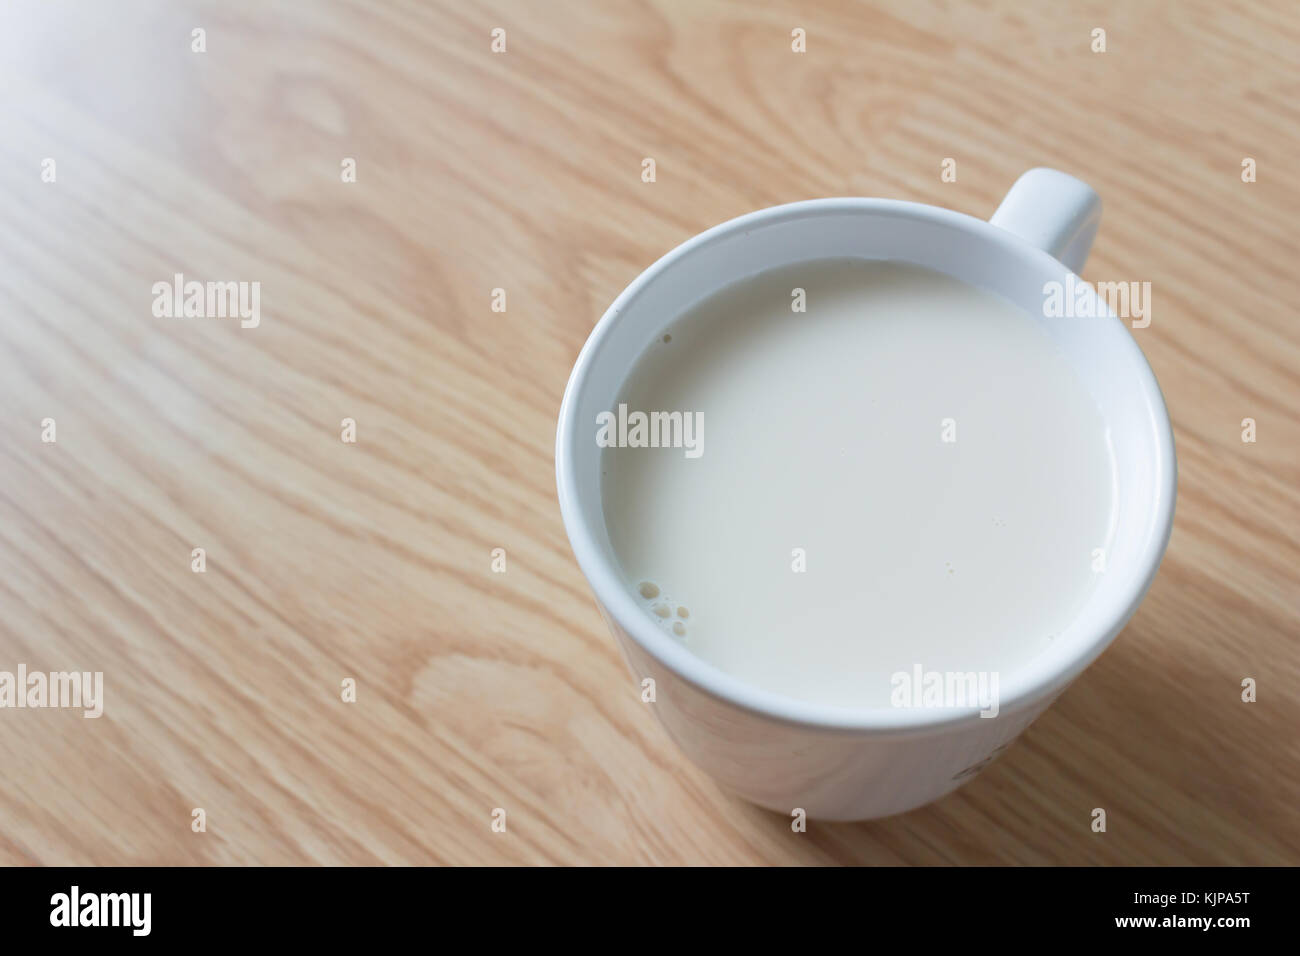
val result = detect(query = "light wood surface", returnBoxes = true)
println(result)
[0,0,1296,865]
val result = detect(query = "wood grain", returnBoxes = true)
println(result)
[0,0,1296,865]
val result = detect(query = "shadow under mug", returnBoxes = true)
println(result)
[556,168,1177,820]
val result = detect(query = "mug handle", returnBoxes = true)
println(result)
[988,167,1102,274]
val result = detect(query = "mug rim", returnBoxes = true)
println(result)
[556,197,1177,734]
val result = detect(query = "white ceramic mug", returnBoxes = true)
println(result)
[555,168,1177,820]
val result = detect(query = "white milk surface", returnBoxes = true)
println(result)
[601,259,1117,709]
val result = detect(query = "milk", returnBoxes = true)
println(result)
[601,259,1117,709]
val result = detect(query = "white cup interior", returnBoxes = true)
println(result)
[556,199,1176,729]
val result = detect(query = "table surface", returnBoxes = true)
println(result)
[0,0,1296,865]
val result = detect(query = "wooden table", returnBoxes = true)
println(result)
[0,0,1296,865]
